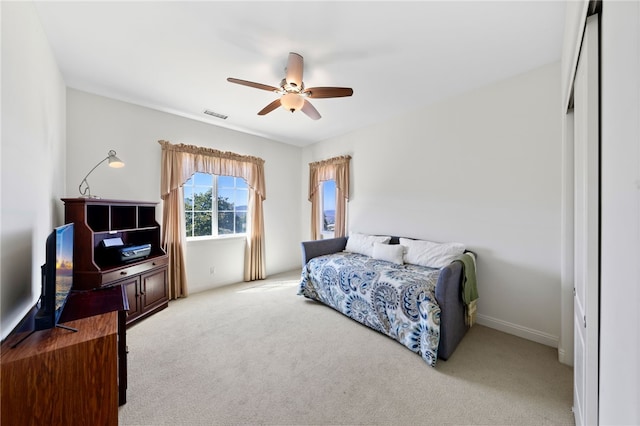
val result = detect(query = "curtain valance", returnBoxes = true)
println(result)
[158,140,265,201]
[308,155,351,201]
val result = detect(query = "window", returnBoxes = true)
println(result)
[184,172,248,238]
[321,179,336,237]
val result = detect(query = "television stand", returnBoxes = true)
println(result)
[56,323,78,332]
[1,312,119,425]
[8,323,77,349]
[3,284,128,409]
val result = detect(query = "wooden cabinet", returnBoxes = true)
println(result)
[1,312,119,426]
[62,198,169,326]
[123,264,168,324]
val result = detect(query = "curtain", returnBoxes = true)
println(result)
[308,155,351,239]
[159,140,267,298]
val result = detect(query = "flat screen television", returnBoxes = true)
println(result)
[34,223,74,331]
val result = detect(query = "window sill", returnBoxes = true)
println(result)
[186,234,246,243]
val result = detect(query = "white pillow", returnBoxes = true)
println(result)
[344,233,391,257]
[372,242,404,265]
[399,238,465,268]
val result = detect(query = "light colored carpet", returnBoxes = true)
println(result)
[119,270,574,426]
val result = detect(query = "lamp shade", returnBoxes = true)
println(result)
[280,93,304,112]
[107,150,125,168]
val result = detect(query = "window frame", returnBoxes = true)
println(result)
[184,172,248,240]
[320,179,337,239]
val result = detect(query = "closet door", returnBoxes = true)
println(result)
[572,13,599,426]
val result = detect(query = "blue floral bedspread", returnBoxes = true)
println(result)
[298,252,442,367]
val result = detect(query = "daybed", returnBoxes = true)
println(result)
[297,235,477,367]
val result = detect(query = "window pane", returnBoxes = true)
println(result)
[218,188,235,209]
[193,212,212,237]
[322,180,336,232]
[218,196,235,212]
[185,212,194,237]
[236,189,248,209]
[236,178,248,188]
[183,187,194,210]
[235,212,246,233]
[184,175,194,186]
[218,212,234,234]
[193,172,213,186]
[218,175,234,188]
[193,188,212,210]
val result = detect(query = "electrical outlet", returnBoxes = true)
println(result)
[209,266,215,275]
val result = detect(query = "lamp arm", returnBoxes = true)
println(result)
[78,156,109,197]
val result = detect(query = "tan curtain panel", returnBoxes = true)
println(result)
[308,155,351,239]
[161,187,188,299]
[159,140,267,298]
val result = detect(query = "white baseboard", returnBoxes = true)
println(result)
[557,347,566,362]
[476,314,559,348]
[557,347,574,366]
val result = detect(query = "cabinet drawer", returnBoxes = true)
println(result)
[101,255,168,285]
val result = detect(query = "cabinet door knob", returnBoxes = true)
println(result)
[152,262,156,266]
[120,271,127,275]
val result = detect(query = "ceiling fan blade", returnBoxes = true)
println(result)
[301,99,321,120]
[257,98,281,116]
[227,77,279,92]
[285,52,303,89]
[304,87,354,98]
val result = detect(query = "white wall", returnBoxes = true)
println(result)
[561,0,590,110]
[1,2,67,339]
[65,90,302,292]
[599,2,640,424]
[302,62,563,347]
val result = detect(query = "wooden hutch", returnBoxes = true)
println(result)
[62,198,169,325]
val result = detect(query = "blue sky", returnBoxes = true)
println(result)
[323,180,336,211]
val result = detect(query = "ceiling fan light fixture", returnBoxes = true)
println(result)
[280,92,304,112]
[227,52,353,119]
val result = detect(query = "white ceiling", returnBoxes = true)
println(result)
[34,1,566,147]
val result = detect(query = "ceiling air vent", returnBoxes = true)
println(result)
[204,109,228,120]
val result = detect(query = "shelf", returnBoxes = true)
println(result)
[71,199,161,233]
[111,206,136,229]
[138,206,157,228]
[92,226,158,235]
[95,253,167,273]
[87,205,110,231]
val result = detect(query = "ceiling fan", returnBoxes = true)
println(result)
[227,52,353,120]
